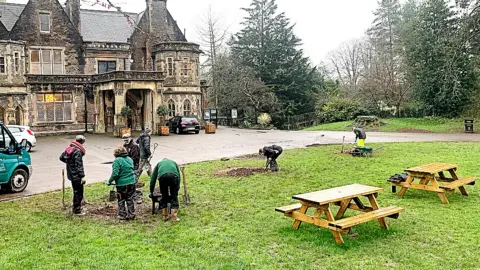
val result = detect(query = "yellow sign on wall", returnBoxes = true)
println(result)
[45,94,54,102]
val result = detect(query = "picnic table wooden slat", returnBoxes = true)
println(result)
[292,184,383,205]
[405,162,458,175]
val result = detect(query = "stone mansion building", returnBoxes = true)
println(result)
[0,0,205,134]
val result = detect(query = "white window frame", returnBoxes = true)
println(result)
[14,52,20,74]
[39,11,51,34]
[166,57,174,77]
[180,57,190,76]
[167,99,176,117]
[29,47,64,75]
[183,99,191,116]
[0,56,5,74]
[35,92,73,123]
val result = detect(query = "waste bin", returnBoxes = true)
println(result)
[464,119,474,133]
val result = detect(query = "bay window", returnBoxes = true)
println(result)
[36,92,73,123]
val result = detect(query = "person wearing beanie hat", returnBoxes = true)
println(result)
[135,127,153,177]
[60,134,87,215]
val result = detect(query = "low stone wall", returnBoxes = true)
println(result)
[31,123,94,136]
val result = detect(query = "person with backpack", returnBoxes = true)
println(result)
[59,135,87,215]
[106,146,136,220]
[259,145,283,171]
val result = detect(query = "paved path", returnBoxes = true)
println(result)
[2,127,480,199]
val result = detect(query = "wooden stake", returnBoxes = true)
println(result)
[62,169,66,210]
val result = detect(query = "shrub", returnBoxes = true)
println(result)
[316,97,369,123]
[257,113,272,127]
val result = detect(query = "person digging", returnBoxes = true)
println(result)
[149,158,182,222]
[123,133,143,204]
[259,145,283,171]
[353,126,367,147]
[106,146,136,221]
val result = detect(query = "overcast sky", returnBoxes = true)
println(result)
[9,0,380,65]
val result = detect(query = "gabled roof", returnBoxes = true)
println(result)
[0,3,26,31]
[80,9,138,43]
[0,3,169,44]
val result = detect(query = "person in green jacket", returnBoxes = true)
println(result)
[149,158,182,222]
[106,146,136,220]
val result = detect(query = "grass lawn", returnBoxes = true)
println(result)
[304,118,466,133]
[2,142,480,269]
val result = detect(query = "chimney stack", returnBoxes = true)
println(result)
[66,0,81,33]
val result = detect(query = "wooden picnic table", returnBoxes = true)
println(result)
[392,162,477,204]
[276,184,403,244]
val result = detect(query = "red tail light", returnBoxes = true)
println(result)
[27,129,34,136]
[193,122,199,125]
[180,121,187,125]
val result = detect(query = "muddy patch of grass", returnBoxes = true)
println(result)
[215,167,270,177]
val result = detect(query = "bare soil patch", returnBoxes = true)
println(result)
[215,167,270,177]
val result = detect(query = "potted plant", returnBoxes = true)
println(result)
[119,106,132,137]
[156,104,170,136]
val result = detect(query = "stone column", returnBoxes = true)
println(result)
[94,90,106,133]
[113,88,125,136]
[144,90,154,131]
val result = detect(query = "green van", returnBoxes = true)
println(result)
[0,122,32,193]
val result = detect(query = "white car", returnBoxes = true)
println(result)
[7,125,37,152]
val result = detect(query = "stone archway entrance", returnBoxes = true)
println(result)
[126,89,153,131]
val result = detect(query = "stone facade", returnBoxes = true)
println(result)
[0,0,204,135]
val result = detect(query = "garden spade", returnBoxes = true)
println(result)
[180,166,191,205]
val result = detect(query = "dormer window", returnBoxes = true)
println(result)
[39,12,51,33]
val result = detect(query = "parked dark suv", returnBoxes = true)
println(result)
[168,116,201,134]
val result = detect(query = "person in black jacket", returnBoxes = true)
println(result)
[123,133,140,180]
[136,128,152,177]
[59,135,87,215]
[259,145,283,171]
[353,127,367,147]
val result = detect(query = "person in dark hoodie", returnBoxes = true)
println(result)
[123,133,143,204]
[259,145,283,171]
[59,135,87,215]
[136,127,152,177]
[122,133,140,181]
[106,146,136,220]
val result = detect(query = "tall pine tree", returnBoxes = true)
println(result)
[365,0,408,116]
[231,0,317,116]
[404,0,476,117]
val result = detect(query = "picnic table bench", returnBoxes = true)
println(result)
[391,162,477,204]
[276,184,403,244]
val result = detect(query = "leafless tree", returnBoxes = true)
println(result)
[213,54,277,114]
[196,6,229,108]
[327,39,366,95]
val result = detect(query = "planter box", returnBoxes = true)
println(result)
[205,123,216,134]
[158,125,170,136]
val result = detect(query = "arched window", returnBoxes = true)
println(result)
[183,100,191,116]
[15,106,23,125]
[167,99,175,117]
